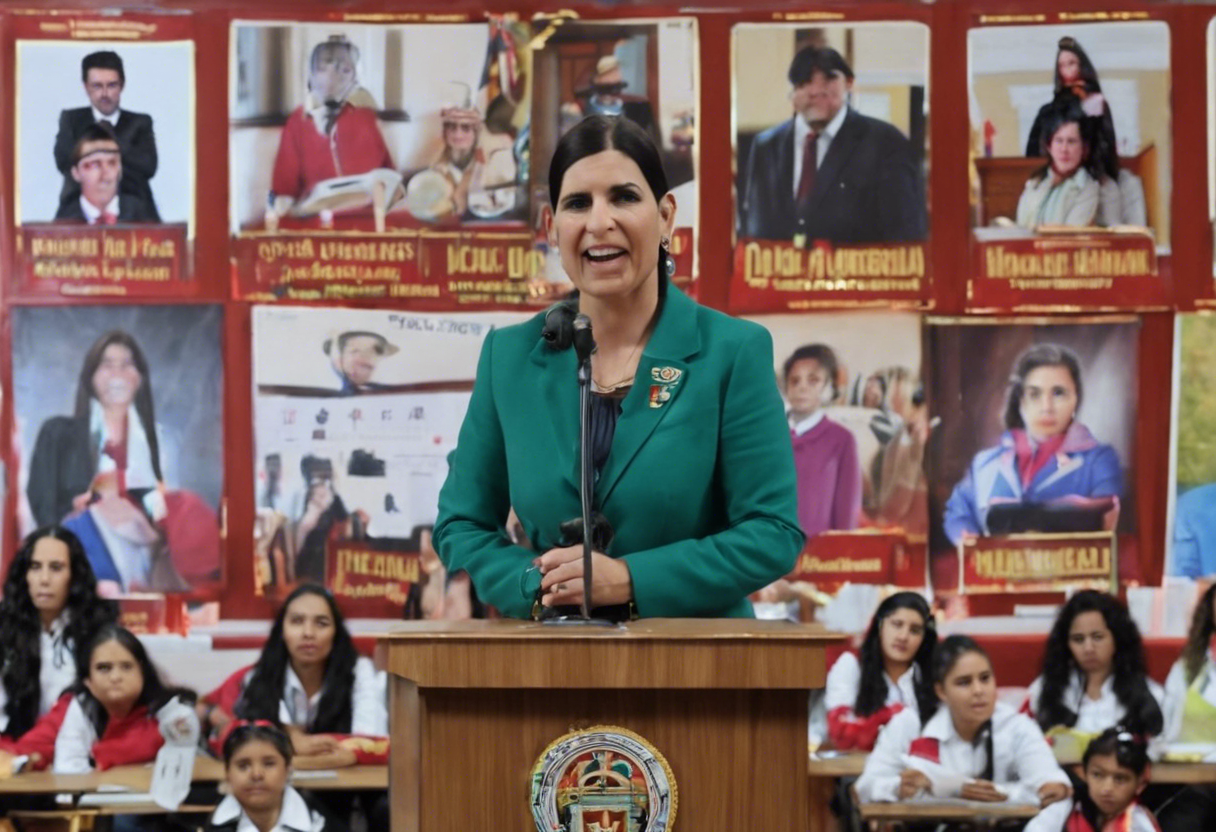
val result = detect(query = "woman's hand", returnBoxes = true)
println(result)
[1038,781,1072,807]
[292,747,358,770]
[538,546,633,608]
[288,726,340,757]
[959,779,1007,802]
[897,769,932,799]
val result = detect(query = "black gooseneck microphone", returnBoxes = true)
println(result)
[571,313,595,620]
[536,301,615,627]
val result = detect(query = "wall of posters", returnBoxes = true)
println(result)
[12,305,224,596]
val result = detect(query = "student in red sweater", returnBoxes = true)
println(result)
[53,624,195,773]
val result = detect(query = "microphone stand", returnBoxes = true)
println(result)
[544,314,615,627]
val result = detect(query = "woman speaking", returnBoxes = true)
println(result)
[434,115,803,619]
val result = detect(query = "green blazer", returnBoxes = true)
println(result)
[433,284,803,618]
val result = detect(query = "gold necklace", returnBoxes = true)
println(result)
[592,338,645,393]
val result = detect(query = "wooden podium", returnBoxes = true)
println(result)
[380,618,845,831]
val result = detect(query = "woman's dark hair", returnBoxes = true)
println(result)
[1069,726,1150,830]
[235,584,358,734]
[1183,583,1216,685]
[854,592,938,725]
[1083,726,1150,775]
[783,344,840,401]
[74,624,193,736]
[548,116,671,301]
[549,115,668,208]
[222,721,295,768]
[0,526,118,738]
[1036,591,1163,737]
[931,635,995,780]
[1053,37,1103,95]
[1004,343,1084,430]
[74,330,162,482]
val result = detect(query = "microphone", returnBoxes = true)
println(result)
[540,300,577,351]
[572,314,595,366]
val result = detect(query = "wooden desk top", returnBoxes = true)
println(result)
[379,618,846,642]
[807,753,867,778]
[0,758,387,796]
[860,802,1040,820]
[380,619,846,689]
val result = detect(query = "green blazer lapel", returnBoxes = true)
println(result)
[529,337,581,495]
[596,286,701,507]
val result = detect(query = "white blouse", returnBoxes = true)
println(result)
[1162,656,1216,743]
[277,656,388,735]
[856,701,1069,805]
[1026,671,1165,735]
[0,612,76,734]
[210,786,327,832]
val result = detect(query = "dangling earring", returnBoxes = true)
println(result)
[661,236,676,279]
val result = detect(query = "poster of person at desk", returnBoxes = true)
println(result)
[967,19,1170,309]
[229,19,530,233]
[925,320,1140,587]
[1168,314,1216,579]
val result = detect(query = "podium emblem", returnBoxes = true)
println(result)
[530,725,677,831]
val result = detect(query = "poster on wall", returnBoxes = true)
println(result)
[967,16,1170,310]
[528,15,699,295]
[1167,314,1216,579]
[730,19,931,312]
[230,16,546,308]
[11,13,196,298]
[251,306,525,616]
[12,305,224,597]
[747,311,928,587]
[925,318,1140,591]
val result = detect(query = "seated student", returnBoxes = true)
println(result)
[53,624,196,773]
[856,635,1072,807]
[208,721,347,832]
[822,591,937,750]
[201,584,388,759]
[54,123,155,224]
[1157,584,1216,829]
[201,585,387,828]
[0,527,118,749]
[1025,591,1164,753]
[1025,727,1159,832]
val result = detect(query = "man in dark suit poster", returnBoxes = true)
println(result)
[53,51,160,221]
[739,46,926,245]
[54,123,155,223]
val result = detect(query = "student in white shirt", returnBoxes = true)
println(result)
[208,721,345,832]
[1156,584,1216,829]
[0,527,118,742]
[1026,591,1165,748]
[1025,727,1161,832]
[822,591,938,750]
[856,634,1072,807]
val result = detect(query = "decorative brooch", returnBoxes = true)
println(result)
[648,366,683,409]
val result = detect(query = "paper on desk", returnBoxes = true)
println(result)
[901,754,976,799]
[1161,742,1216,763]
[150,696,200,810]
